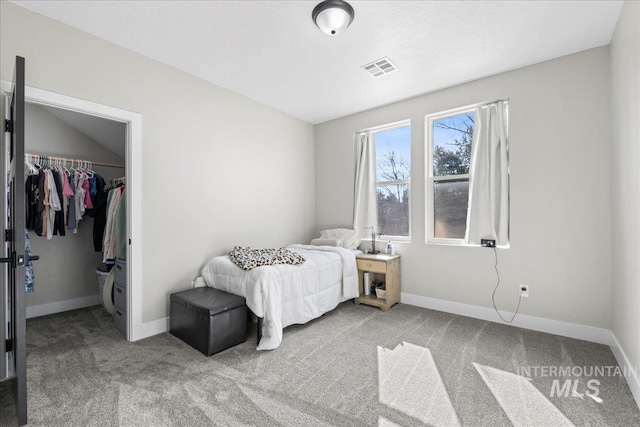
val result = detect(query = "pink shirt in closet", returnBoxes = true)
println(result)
[62,172,74,197]
[82,179,93,209]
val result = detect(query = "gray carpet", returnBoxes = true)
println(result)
[1,302,639,426]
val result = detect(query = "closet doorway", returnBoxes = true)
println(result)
[1,81,143,342]
[25,103,127,325]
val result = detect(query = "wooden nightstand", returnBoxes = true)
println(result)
[355,253,401,312]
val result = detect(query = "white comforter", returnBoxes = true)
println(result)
[201,245,359,350]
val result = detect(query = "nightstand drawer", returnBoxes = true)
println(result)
[356,259,387,274]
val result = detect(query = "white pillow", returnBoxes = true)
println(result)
[310,238,343,247]
[320,228,361,250]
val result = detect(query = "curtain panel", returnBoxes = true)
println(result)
[353,131,377,238]
[465,101,509,246]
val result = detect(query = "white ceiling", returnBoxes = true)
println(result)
[13,1,623,124]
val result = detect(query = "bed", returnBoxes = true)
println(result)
[200,244,360,350]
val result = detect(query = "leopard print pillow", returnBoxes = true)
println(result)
[228,246,305,271]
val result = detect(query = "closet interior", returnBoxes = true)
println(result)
[24,102,128,337]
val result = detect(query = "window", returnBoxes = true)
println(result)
[426,108,476,243]
[373,122,411,238]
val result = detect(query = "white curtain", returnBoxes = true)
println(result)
[353,131,377,238]
[465,101,509,246]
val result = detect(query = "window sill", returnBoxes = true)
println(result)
[426,240,510,249]
[383,237,411,244]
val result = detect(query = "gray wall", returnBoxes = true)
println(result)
[610,0,640,390]
[1,2,316,323]
[24,103,125,309]
[315,47,612,329]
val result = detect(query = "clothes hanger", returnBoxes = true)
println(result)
[77,160,85,178]
[86,160,94,178]
[30,155,39,175]
[25,154,32,174]
[25,154,38,176]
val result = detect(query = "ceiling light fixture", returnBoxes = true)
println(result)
[312,0,355,36]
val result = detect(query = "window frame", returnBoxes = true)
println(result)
[425,104,480,245]
[370,119,412,242]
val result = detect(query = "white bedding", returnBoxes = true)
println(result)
[201,244,359,350]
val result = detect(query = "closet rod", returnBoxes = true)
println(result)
[25,153,125,169]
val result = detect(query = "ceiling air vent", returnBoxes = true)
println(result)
[362,57,398,78]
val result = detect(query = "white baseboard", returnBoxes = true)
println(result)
[401,292,613,345]
[26,294,102,319]
[610,332,640,409]
[141,316,169,339]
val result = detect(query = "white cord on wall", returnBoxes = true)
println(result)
[491,246,522,323]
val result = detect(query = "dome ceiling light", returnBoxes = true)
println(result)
[312,0,355,36]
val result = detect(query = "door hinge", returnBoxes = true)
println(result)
[0,252,16,267]
[5,339,12,352]
[4,229,12,242]
[4,119,12,133]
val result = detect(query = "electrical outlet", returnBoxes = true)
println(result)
[519,284,529,298]
[481,239,496,248]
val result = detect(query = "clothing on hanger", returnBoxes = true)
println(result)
[89,175,108,252]
[52,170,65,237]
[45,169,62,240]
[25,172,41,233]
[67,172,77,232]
[103,186,125,262]
[115,188,127,260]
[25,229,34,294]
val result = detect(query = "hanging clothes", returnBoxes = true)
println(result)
[89,175,108,252]
[62,172,73,197]
[67,172,77,233]
[45,169,62,240]
[102,186,124,262]
[25,229,34,294]
[24,154,119,265]
[23,154,121,274]
[89,176,97,196]
[42,170,50,238]
[115,188,126,260]
[25,172,41,233]
[61,171,73,229]
[74,171,86,223]
[82,178,93,210]
[24,166,110,239]
[37,169,45,236]
[52,170,65,237]
[101,188,117,259]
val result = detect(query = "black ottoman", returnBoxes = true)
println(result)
[170,287,247,356]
